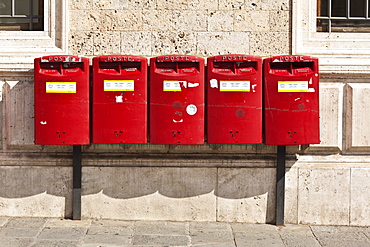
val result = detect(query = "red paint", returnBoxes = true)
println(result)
[92,55,148,144]
[263,55,320,145]
[207,55,263,144]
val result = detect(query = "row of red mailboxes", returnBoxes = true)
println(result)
[34,54,320,146]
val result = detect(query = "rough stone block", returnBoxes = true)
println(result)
[173,11,208,32]
[269,10,290,32]
[350,168,370,226]
[142,10,175,31]
[126,0,156,9]
[217,168,276,223]
[298,168,350,225]
[120,31,151,56]
[82,167,217,221]
[151,31,197,56]
[156,0,188,10]
[249,31,289,56]
[197,32,249,57]
[234,10,269,32]
[219,0,246,10]
[69,31,94,56]
[188,0,218,10]
[285,167,298,224]
[93,31,121,55]
[208,11,234,32]
[69,0,93,10]
[93,0,128,9]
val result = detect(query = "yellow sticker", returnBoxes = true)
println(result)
[46,82,76,93]
[278,81,309,92]
[104,80,134,91]
[220,81,250,92]
[163,80,182,91]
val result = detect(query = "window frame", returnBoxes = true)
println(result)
[293,0,370,74]
[0,0,68,71]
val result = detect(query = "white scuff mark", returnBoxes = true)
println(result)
[295,98,300,101]
[315,73,319,77]
[115,95,123,103]
[186,104,197,115]
[173,119,183,123]
[6,81,18,89]
[188,82,199,88]
[252,84,257,92]
[308,88,315,92]
[309,78,313,84]
[210,79,218,88]
[41,59,49,62]
[40,121,47,125]
[273,59,281,62]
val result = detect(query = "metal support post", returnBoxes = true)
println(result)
[276,145,286,226]
[73,145,82,220]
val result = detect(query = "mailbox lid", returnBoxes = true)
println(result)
[34,55,90,145]
[149,55,205,145]
[207,54,263,144]
[263,55,320,145]
[92,55,148,144]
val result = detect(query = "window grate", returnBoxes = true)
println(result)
[0,0,44,31]
[317,0,370,32]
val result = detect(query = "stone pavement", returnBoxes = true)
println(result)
[0,217,370,247]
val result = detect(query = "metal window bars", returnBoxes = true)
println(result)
[317,0,370,32]
[0,0,44,31]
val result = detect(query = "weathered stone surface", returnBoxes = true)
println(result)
[249,31,289,56]
[197,32,249,57]
[219,0,246,10]
[217,168,275,223]
[269,10,290,32]
[69,0,93,10]
[93,0,128,9]
[93,31,121,55]
[285,167,298,224]
[120,31,152,55]
[298,168,350,225]
[234,10,270,32]
[173,11,208,32]
[82,167,217,221]
[350,168,370,226]
[151,31,197,55]
[208,11,234,32]
[69,31,94,56]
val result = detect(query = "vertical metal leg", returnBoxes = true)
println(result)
[73,145,82,220]
[276,145,286,226]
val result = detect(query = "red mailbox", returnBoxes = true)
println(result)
[92,55,148,144]
[150,55,205,144]
[207,55,262,144]
[34,55,90,145]
[264,55,320,145]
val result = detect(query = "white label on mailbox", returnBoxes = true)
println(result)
[104,80,134,91]
[186,104,197,115]
[278,81,309,92]
[163,80,182,91]
[220,81,250,92]
[46,82,76,93]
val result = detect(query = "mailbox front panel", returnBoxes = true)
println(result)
[92,55,148,144]
[207,55,262,144]
[264,55,320,145]
[34,55,90,145]
[150,55,205,144]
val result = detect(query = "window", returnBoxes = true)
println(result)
[317,0,370,32]
[0,0,44,31]
[0,0,68,71]
[293,0,370,74]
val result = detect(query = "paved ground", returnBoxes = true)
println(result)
[0,217,370,247]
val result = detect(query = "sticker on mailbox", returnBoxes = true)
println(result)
[104,80,134,91]
[46,82,76,93]
[278,81,309,92]
[163,80,182,91]
[220,81,250,92]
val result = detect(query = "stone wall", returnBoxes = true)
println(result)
[0,0,370,226]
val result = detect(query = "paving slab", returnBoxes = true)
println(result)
[0,237,35,247]
[5,217,47,228]
[0,227,40,238]
[30,239,81,247]
[38,227,87,241]
[131,235,190,246]
[45,218,92,228]
[278,224,321,247]
[134,221,189,235]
